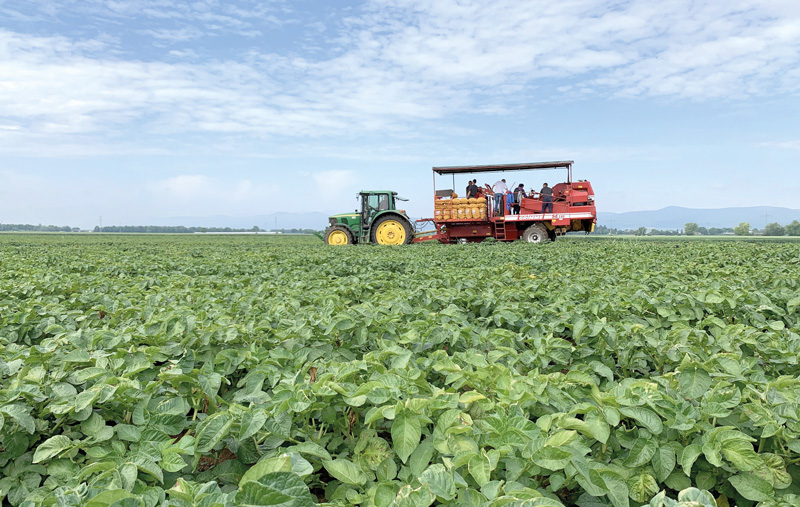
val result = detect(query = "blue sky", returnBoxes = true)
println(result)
[1,0,799,228]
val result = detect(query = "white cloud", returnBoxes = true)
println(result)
[759,140,800,151]
[1,1,800,157]
[139,27,204,42]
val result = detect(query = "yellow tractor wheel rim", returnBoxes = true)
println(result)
[327,230,349,245]
[375,220,406,245]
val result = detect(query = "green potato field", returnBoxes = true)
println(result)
[1,234,799,507]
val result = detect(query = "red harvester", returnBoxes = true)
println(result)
[413,161,596,243]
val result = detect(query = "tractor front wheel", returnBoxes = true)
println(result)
[324,225,354,245]
[521,223,550,243]
[371,215,413,245]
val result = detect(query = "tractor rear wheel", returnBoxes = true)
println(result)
[371,215,413,245]
[521,223,550,243]
[324,225,354,245]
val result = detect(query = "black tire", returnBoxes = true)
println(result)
[548,228,557,241]
[371,214,413,245]
[324,225,354,245]
[521,223,550,243]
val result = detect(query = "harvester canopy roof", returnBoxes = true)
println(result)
[432,161,573,175]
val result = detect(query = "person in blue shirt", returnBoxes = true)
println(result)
[505,189,515,215]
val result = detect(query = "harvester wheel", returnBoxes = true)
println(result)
[521,223,550,243]
[371,215,413,245]
[324,225,354,245]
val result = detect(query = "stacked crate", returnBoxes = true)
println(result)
[434,197,487,221]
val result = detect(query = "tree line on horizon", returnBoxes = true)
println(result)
[92,225,266,233]
[0,223,78,232]
[0,223,322,234]
[595,220,800,236]
[686,220,800,236]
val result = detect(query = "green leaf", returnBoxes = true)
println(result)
[545,430,577,447]
[84,490,138,507]
[155,397,189,415]
[1,404,35,434]
[420,464,456,501]
[722,439,762,471]
[240,410,268,441]
[651,446,676,482]
[322,459,368,486]
[664,470,692,491]
[393,484,435,507]
[132,455,164,484]
[409,438,435,477]
[75,388,101,412]
[161,450,188,473]
[116,424,142,442]
[678,367,712,399]
[241,456,292,485]
[585,410,610,444]
[623,438,657,468]
[392,412,422,464]
[619,407,663,434]
[591,469,630,507]
[459,391,486,404]
[468,453,492,486]
[680,444,702,476]
[234,471,315,507]
[532,446,572,471]
[729,473,774,501]
[626,470,658,503]
[195,412,233,453]
[290,442,331,461]
[81,412,105,437]
[374,483,397,507]
[197,372,222,398]
[768,320,785,331]
[376,457,398,482]
[33,435,72,463]
[119,463,138,491]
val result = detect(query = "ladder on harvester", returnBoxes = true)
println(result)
[495,219,507,240]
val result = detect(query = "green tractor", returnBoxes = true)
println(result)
[323,191,414,245]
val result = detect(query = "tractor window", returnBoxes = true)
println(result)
[362,194,379,224]
[367,194,381,211]
[362,193,392,224]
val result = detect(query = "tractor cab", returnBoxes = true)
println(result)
[360,191,395,228]
[324,191,414,245]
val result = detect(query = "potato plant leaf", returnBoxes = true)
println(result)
[392,412,422,464]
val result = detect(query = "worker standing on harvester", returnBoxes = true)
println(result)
[541,182,553,213]
[493,178,508,215]
[513,184,527,214]
[466,180,479,199]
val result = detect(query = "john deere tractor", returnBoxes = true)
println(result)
[323,191,414,245]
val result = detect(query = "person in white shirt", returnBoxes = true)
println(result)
[492,179,508,215]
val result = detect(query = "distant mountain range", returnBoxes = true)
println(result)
[597,206,800,230]
[120,206,800,232]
